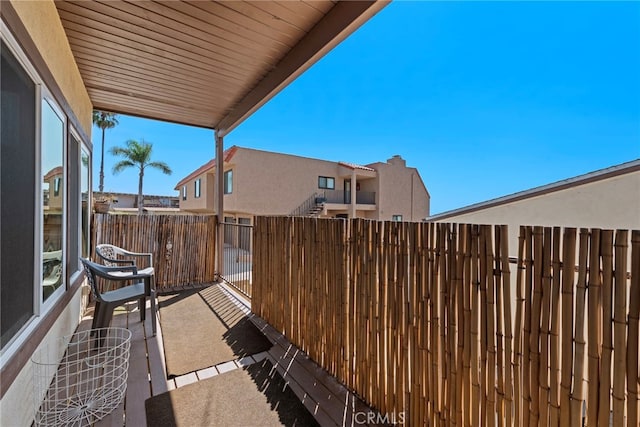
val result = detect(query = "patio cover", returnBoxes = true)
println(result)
[54,0,389,135]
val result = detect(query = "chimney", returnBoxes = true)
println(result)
[387,155,406,167]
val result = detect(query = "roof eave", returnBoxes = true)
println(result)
[428,159,640,221]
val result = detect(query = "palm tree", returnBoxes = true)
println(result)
[92,111,119,192]
[110,139,172,215]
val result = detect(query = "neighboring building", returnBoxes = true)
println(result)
[44,166,64,211]
[427,159,640,255]
[43,166,64,252]
[93,191,180,210]
[174,146,430,223]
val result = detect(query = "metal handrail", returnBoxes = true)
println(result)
[322,190,376,205]
[289,192,321,216]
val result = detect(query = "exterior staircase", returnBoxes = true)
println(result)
[289,193,325,217]
[305,201,324,217]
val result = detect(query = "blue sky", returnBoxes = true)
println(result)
[93,1,640,215]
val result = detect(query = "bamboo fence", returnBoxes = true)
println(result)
[92,214,217,291]
[252,216,639,426]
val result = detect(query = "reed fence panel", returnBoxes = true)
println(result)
[253,217,639,426]
[93,214,217,291]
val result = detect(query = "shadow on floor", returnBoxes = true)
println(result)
[146,285,319,426]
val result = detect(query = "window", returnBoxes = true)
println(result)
[41,98,65,301]
[194,179,201,198]
[392,215,403,222]
[224,169,233,194]
[318,176,335,190]
[53,177,61,196]
[1,39,36,349]
[182,185,187,200]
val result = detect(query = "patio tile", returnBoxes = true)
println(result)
[196,366,219,380]
[235,355,255,367]
[216,360,238,374]
[174,372,198,388]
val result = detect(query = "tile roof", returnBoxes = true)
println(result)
[44,166,63,180]
[174,146,238,189]
[338,161,376,172]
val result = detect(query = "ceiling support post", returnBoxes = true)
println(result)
[350,170,357,218]
[215,130,224,281]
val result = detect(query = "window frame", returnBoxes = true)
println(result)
[392,215,403,222]
[79,143,91,262]
[70,128,91,282]
[182,185,187,200]
[318,176,335,190]
[40,94,67,308]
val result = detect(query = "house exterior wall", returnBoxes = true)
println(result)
[1,1,92,421]
[111,193,137,208]
[93,192,179,209]
[44,169,64,211]
[0,287,85,427]
[369,156,431,222]
[204,172,215,211]
[9,0,92,135]
[178,171,215,212]
[429,168,640,256]
[225,148,345,216]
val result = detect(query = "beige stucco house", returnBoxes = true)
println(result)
[427,159,640,255]
[174,146,430,223]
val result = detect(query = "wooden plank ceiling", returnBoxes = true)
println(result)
[55,0,388,133]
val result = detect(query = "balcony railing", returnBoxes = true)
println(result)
[320,190,375,205]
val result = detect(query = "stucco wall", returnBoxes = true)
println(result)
[371,157,430,222]
[178,172,213,212]
[225,148,346,216]
[204,172,215,211]
[0,286,85,427]
[9,0,93,135]
[430,171,640,256]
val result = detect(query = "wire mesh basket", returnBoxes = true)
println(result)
[31,327,132,427]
